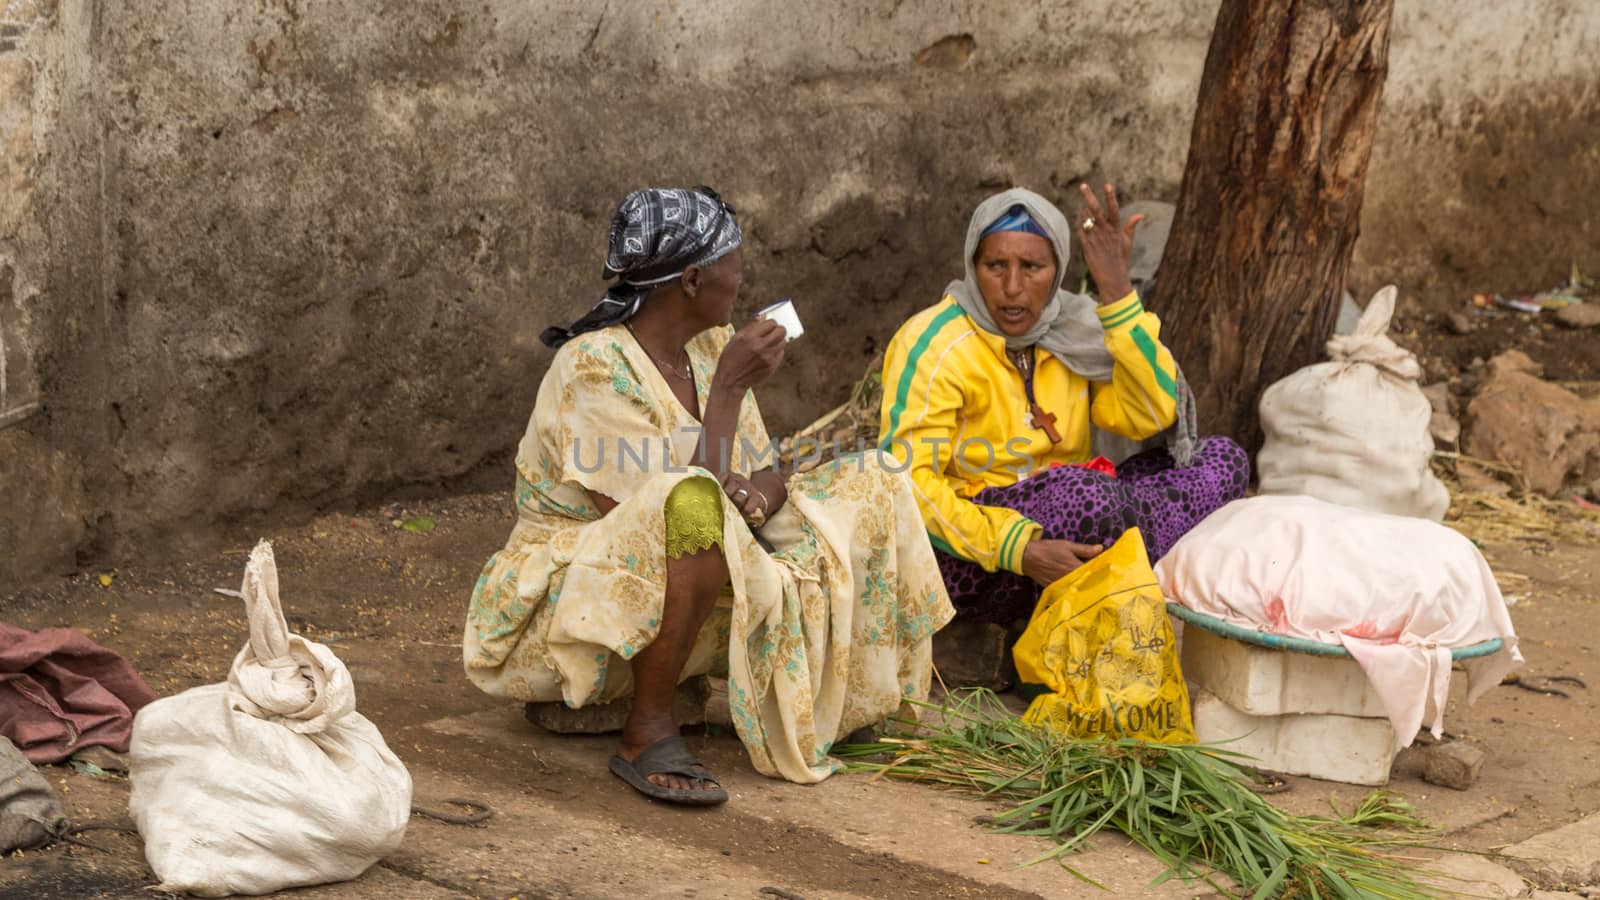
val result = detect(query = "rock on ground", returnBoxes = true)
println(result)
[1423,382,1462,446]
[1422,739,1486,789]
[1556,304,1600,329]
[1466,351,1600,495]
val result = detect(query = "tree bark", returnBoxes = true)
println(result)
[1146,0,1394,451]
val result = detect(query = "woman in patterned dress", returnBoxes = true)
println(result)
[464,187,953,805]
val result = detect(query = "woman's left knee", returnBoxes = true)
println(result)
[1199,435,1249,465]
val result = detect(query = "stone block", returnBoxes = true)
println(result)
[525,677,711,735]
[933,620,1016,691]
[1190,689,1396,786]
[1422,740,1486,790]
[1180,626,1387,718]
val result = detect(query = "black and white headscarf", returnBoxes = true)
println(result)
[540,186,743,348]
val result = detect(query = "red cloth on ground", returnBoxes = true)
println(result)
[0,623,158,764]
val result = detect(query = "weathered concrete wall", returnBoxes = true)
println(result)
[1,0,92,578]
[1354,1,1600,308]
[2,0,1596,582]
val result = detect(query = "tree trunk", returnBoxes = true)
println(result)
[1146,0,1394,451]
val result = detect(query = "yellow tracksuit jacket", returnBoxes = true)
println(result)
[878,292,1178,575]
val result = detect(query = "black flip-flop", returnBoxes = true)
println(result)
[609,735,729,807]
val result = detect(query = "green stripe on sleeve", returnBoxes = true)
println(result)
[881,304,966,451]
[999,517,1037,572]
[1099,300,1145,329]
[996,521,1020,572]
[1130,325,1178,399]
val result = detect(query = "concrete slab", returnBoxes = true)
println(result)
[391,762,882,900]
[1501,811,1600,888]
[422,706,1217,898]
[1421,853,1530,898]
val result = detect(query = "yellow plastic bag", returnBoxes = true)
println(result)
[1012,528,1196,743]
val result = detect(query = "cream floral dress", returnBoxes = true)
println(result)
[464,324,954,783]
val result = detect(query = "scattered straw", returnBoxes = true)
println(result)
[776,356,883,471]
[1432,452,1600,546]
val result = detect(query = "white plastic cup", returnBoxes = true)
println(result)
[757,298,804,342]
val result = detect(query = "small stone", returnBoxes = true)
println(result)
[1446,311,1475,335]
[69,745,130,774]
[1422,740,1486,790]
[1421,382,1461,447]
[1430,411,1462,447]
[1421,382,1457,417]
[933,620,1017,691]
[1555,303,1600,329]
[1487,349,1544,378]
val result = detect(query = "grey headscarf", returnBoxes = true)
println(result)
[541,186,743,348]
[947,188,1197,466]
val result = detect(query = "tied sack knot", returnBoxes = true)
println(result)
[225,541,358,734]
[1324,284,1422,380]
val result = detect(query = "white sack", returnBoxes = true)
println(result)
[1155,495,1521,747]
[1256,286,1450,520]
[129,542,411,897]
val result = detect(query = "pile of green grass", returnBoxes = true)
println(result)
[836,690,1442,899]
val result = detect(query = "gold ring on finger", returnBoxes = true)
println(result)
[1082,217,1096,231]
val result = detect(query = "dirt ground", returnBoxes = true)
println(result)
[1,481,1597,899]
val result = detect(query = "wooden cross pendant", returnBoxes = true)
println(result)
[1030,402,1062,445]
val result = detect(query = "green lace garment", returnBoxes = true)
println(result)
[664,477,724,558]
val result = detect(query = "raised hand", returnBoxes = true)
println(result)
[1073,182,1145,305]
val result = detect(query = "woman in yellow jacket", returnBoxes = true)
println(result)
[879,185,1248,624]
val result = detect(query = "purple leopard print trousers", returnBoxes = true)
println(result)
[936,436,1250,625]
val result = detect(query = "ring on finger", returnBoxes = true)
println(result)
[734,488,749,500]
[1082,217,1096,231]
